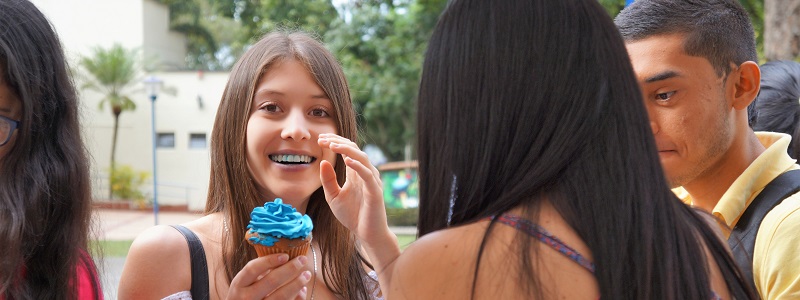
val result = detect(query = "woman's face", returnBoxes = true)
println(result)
[245,59,338,213]
[0,76,21,160]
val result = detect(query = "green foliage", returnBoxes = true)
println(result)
[109,165,151,205]
[397,234,416,250]
[597,0,626,16]
[80,44,140,115]
[738,0,765,62]
[386,207,418,227]
[80,44,141,199]
[232,0,338,39]
[326,0,446,160]
[91,240,134,257]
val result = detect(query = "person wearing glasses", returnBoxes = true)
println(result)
[0,0,102,298]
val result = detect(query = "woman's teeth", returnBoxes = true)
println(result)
[270,154,314,164]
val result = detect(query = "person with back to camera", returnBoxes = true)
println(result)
[616,1,800,298]
[118,30,390,300]
[319,0,757,299]
[0,0,103,298]
[752,60,800,160]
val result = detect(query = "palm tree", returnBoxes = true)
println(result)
[80,44,139,199]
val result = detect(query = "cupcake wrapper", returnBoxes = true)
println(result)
[252,242,310,260]
[247,231,312,260]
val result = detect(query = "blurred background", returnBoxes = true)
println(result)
[25,0,798,298]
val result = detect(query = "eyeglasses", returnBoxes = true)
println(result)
[0,115,20,146]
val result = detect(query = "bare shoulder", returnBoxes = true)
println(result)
[117,224,192,299]
[388,222,487,299]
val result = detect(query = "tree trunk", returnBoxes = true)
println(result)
[109,108,121,199]
[764,0,800,61]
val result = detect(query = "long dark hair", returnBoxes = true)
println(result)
[206,31,373,299]
[417,0,755,298]
[753,60,800,159]
[0,0,97,299]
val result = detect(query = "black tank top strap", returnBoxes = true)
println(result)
[170,225,210,300]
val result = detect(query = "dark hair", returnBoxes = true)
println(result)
[614,0,759,125]
[417,0,755,299]
[206,31,373,299]
[753,60,800,159]
[0,0,98,299]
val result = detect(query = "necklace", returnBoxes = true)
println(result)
[222,217,229,233]
[310,244,317,300]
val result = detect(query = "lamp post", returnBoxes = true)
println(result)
[143,75,162,225]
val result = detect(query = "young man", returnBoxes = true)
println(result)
[616,1,800,299]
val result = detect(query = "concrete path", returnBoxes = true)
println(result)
[94,208,204,241]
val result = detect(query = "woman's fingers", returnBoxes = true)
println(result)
[319,160,341,201]
[318,133,358,148]
[232,254,289,287]
[262,270,312,299]
[321,141,381,181]
[344,157,382,195]
[228,254,310,299]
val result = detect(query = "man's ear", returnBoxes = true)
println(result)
[731,61,760,110]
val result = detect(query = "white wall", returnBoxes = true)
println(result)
[30,0,144,65]
[143,0,187,70]
[82,71,228,211]
[30,0,222,211]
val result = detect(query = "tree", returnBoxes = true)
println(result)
[80,44,140,199]
[217,0,338,38]
[764,0,800,61]
[157,0,229,70]
[326,0,446,161]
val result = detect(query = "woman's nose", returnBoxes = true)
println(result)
[280,111,311,141]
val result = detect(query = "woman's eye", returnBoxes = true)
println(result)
[310,108,330,117]
[656,91,675,101]
[262,103,281,112]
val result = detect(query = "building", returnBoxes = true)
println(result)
[31,0,227,211]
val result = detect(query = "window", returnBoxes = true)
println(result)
[189,133,207,149]
[156,133,175,148]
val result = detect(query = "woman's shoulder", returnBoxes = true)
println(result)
[388,222,488,299]
[117,224,196,299]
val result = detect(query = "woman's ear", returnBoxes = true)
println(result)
[732,61,761,111]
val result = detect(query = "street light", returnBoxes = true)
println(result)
[143,75,162,225]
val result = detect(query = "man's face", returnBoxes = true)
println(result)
[626,34,735,188]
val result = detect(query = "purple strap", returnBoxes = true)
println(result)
[490,214,596,273]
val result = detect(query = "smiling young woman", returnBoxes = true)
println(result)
[118,31,388,300]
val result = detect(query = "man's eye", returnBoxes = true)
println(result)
[656,91,675,101]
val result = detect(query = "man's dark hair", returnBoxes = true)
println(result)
[615,0,759,125]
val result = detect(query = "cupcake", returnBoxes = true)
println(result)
[245,198,313,259]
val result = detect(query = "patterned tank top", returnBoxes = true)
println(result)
[489,213,723,300]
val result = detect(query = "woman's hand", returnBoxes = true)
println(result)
[317,133,401,275]
[226,254,311,300]
[317,134,388,241]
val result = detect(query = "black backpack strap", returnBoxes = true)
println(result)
[728,169,800,292]
[170,225,210,300]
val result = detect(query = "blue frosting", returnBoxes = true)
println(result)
[247,198,313,246]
